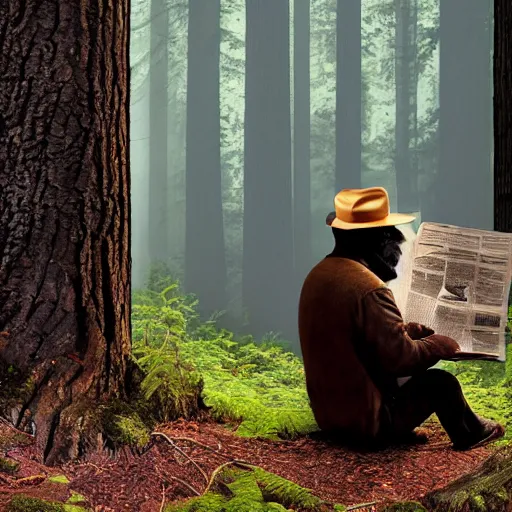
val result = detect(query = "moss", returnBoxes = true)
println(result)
[265,504,290,511]
[252,467,323,509]
[67,492,87,505]
[381,502,428,512]
[467,494,486,511]
[49,474,70,484]
[106,413,150,448]
[166,465,340,512]
[0,456,19,474]
[100,400,152,449]
[62,505,88,512]
[6,494,89,512]
[165,493,228,511]
[7,495,65,512]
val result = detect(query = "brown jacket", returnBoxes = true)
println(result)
[298,256,443,440]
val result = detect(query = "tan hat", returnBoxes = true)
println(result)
[327,187,415,230]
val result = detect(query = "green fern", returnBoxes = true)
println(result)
[165,466,332,511]
[133,339,202,422]
[132,284,317,439]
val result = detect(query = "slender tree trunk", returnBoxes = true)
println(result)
[243,0,295,339]
[395,0,419,213]
[0,0,131,464]
[335,0,361,191]
[293,0,311,283]
[149,0,169,264]
[436,0,492,229]
[494,0,512,233]
[185,0,227,317]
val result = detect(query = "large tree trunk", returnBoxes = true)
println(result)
[395,0,419,213]
[0,0,131,464]
[293,0,312,285]
[335,0,361,191]
[243,0,295,340]
[149,0,170,265]
[185,0,227,318]
[494,0,512,233]
[434,0,493,230]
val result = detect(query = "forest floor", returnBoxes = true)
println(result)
[0,417,496,512]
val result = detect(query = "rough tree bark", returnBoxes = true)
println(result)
[0,0,131,464]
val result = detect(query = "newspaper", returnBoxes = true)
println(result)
[392,222,512,362]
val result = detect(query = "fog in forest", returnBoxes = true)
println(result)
[129,0,494,349]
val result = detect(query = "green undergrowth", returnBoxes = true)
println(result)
[132,278,316,440]
[132,275,512,443]
[6,494,88,512]
[380,503,427,512]
[164,465,346,512]
[0,456,19,474]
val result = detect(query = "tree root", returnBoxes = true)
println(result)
[151,432,210,484]
[169,476,201,497]
[423,443,512,511]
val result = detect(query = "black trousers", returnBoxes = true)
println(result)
[379,368,485,445]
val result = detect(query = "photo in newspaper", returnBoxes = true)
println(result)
[392,222,512,362]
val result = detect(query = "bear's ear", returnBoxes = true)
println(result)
[326,211,336,227]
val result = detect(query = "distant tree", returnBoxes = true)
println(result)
[309,0,336,252]
[293,0,312,282]
[435,0,493,229]
[335,0,362,191]
[149,0,170,263]
[165,0,189,275]
[395,0,420,213]
[0,0,131,463]
[185,0,227,317]
[218,0,247,319]
[243,0,295,339]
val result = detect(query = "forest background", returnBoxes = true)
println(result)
[130,0,494,346]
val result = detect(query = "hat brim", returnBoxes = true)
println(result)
[328,212,416,230]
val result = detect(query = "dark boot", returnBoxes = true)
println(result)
[452,416,505,451]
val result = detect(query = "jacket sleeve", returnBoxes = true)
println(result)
[360,287,441,376]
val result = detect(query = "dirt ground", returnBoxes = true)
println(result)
[0,418,494,511]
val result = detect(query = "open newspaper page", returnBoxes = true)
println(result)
[397,222,512,362]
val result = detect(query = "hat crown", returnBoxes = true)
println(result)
[335,187,390,224]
